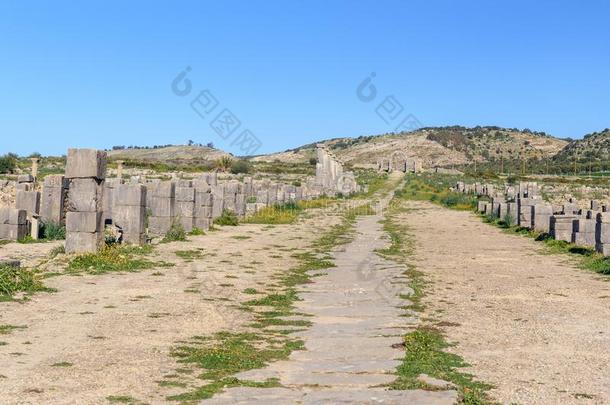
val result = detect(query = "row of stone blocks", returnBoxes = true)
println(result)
[478,196,610,255]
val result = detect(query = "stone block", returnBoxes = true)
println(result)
[16,190,40,216]
[176,201,195,218]
[196,206,213,219]
[0,224,28,240]
[574,232,596,247]
[211,197,224,218]
[154,182,175,198]
[179,216,195,233]
[65,148,107,179]
[192,180,211,193]
[551,216,576,242]
[113,205,146,236]
[256,190,269,205]
[66,211,101,233]
[176,187,195,202]
[148,216,173,235]
[15,183,31,191]
[596,243,610,256]
[41,183,65,225]
[246,203,257,215]
[235,194,246,216]
[17,174,34,183]
[0,207,27,225]
[533,204,553,233]
[114,184,147,206]
[150,197,174,217]
[196,192,213,207]
[67,178,103,212]
[65,231,103,254]
[194,217,211,231]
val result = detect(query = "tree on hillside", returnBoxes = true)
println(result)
[0,153,18,174]
[214,156,233,172]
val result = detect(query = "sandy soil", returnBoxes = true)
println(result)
[401,201,610,405]
[0,212,339,404]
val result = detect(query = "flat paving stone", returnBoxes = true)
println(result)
[205,190,457,404]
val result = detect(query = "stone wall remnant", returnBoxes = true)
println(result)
[65,148,106,254]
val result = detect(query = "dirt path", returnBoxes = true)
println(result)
[0,214,339,404]
[208,187,457,404]
[401,201,610,405]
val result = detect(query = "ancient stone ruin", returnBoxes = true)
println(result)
[315,144,360,195]
[377,151,422,173]
[457,180,610,256]
[0,147,363,254]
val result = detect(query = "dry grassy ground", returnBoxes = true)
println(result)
[400,201,610,404]
[0,211,340,404]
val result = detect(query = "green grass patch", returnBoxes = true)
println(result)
[0,265,52,300]
[390,327,492,403]
[243,202,301,225]
[67,245,169,275]
[188,227,205,236]
[167,332,301,401]
[0,324,27,335]
[175,250,204,260]
[51,362,73,367]
[396,174,477,211]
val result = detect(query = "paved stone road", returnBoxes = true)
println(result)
[207,193,457,404]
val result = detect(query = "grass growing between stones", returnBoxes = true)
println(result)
[67,245,173,275]
[382,194,493,404]
[0,265,53,301]
[391,327,492,404]
[163,209,360,402]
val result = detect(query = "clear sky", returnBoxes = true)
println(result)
[1,0,608,157]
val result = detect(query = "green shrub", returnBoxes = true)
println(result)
[246,196,257,204]
[0,154,17,174]
[41,222,65,240]
[214,209,239,226]
[163,220,187,242]
[230,160,251,174]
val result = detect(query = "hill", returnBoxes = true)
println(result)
[252,126,568,168]
[107,145,232,164]
[553,129,610,164]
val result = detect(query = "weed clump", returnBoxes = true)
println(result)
[67,245,166,275]
[162,220,187,243]
[214,209,239,226]
[0,265,50,299]
[41,222,66,240]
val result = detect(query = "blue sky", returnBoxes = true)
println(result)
[1,0,608,156]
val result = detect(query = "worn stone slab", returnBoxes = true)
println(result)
[114,184,147,207]
[67,178,103,212]
[65,231,103,254]
[66,211,101,233]
[65,148,107,179]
